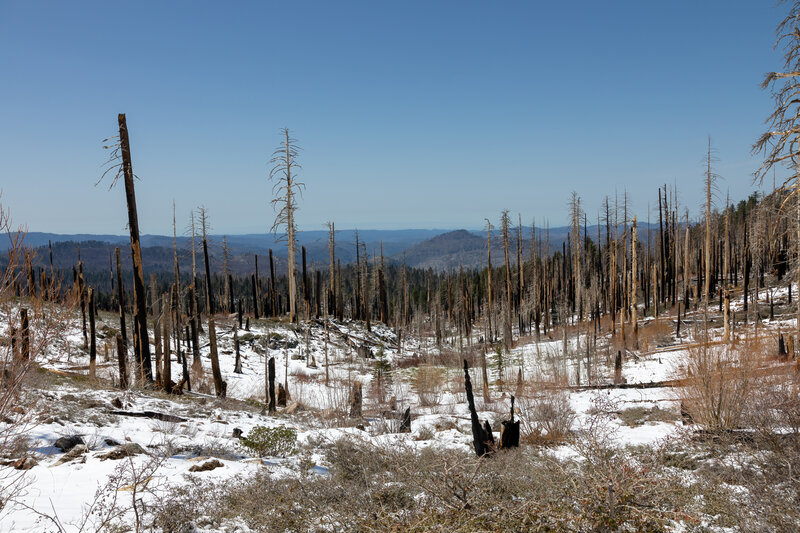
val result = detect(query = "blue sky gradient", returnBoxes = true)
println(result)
[0,1,786,234]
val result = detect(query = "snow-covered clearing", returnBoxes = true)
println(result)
[0,286,794,531]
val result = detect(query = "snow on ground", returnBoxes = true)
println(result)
[0,284,794,531]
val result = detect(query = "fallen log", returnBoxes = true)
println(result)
[109,410,186,423]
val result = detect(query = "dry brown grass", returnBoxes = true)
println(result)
[636,318,676,352]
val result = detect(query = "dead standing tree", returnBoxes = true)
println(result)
[269,128,305,324]
[100,114,152,382]
[464,360,493,457]
[500,210,513,349]
[754,1,800,343]
[197,207,226,397]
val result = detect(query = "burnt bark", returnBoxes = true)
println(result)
[118,114,152,382]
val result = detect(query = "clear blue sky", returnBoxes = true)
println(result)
[0,1,786,235]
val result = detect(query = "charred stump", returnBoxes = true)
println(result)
[499,395,520,449]
[399,407,411,433]
[349,381,362,418]
[464,360,492,457]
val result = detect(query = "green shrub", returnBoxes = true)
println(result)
[239,425,297,457]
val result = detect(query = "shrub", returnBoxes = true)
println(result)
[681,341,757,430]
[371,345,392,404]
[151,436,721,532]
[519,390,576,442]
[238,425,297,457]
[412,365,445,407]
[491,345,505,386]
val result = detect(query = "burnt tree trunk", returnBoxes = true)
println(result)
[349,381,362,417]
[233,326,242,374]
[152,275,162,384]
[277,383,288,407]
[302,246,309,320]
[269,248,277,317]
[78,261,87,349]
[268,356,276,414]
[464,360,491,457]
[203,238,214,315]
[251,273,259,319]
[88,288,96,374]
[399,407,411,433]
[162,291,172,393]
[189,284,201,370]
[118,113,152,382]
[116,333,128,390]
[20,308,29,361]
[499,395,520,449]
[115,248,128,359]
[207,316,226,397]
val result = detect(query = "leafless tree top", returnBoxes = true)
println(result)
[754,1,800,195]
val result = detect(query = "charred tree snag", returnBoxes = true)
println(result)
[20,308,29,361]
[277,383,288,407]
[614,350,625,385]
[162,291,172,394]
[400,407,412,433]
[269,248,277,317]
[233,326,242,374]
[227,273,234,314]
[203,237,214,315]
[189,284,201,370]
[116,333,128,390]
[315,269,322,319]
[88,288,96,375]
[116,114,152,382]
[152,276,162,385]
[268,356,277,414]
[327,222,336,316]
[251,273,259,319]
[78,261,87,349]
[268,128,303,324]
[180,326,191,392]
[115,248,128,359]
[500,395,520,449]
[208,316,226,397]
[302,245,309,320]
[349,381,362,418]
[464,360,492,457]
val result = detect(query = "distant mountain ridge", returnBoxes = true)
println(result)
[16,223,658,274]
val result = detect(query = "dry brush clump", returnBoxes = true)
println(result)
[149,436,721,532]
[412,365,446,407]
[516,389,576,444]
[669,331,800,530]
[637,318,676,352]
[679,337,761,431]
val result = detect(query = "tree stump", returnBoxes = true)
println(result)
[349,381,362,418]
[464,360,493,456]
[499,395,520,449]
[277,383,287,407]
[399,407,411,433]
